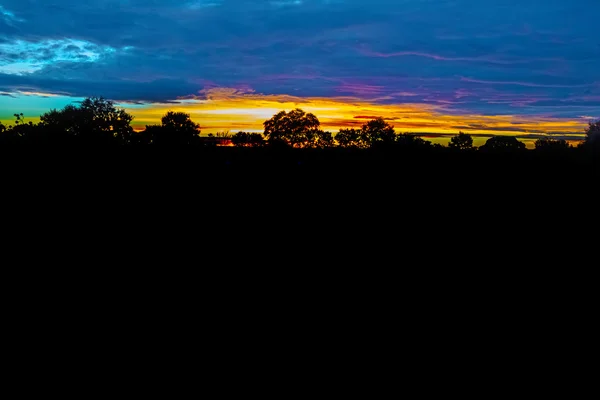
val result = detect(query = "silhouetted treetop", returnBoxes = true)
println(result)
[583,120,600,153]
[161,111,200,132]
[585,120,600,141]
[40,96,133,144]
[449,132,474,150]
[396,133,431,148]
[361,117,396,147]
[480,136,526,152]
[263,108,320,148]
[0,96,597,181]
[151,111,201,145]
[231,131,265,147]
[335,128,364,149]
[313,130,335,149]
[534,138,571,151]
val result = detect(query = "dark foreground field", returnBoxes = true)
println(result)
[3,145,596,263]
[3,146,596,205]
[1,146,595,352]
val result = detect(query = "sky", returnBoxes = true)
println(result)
[1,0,599,146]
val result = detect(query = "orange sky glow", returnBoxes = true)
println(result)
[125,88,588,148]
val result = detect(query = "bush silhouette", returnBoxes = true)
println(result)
[231,132,265,147]
[38,97,133,145]
[480,136,526,152]
[449,132,474,150]
[534,138,571,151]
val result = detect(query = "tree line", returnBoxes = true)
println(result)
[1,97,598,154]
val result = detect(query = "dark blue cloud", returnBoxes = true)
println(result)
[0,0,598,117]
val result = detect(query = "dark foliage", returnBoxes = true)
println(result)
[0,102,597,178]
[449,132,474,150]
[534,138,571,151]
[150,111,201,145]
[263,108,320,148]
[231,131,265,147]
[480,136,527,152]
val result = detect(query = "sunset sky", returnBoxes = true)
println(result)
[1,0,598,147]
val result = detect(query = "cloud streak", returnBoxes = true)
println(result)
[0,0,597,125]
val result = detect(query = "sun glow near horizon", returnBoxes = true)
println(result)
[125,88,589,147]
[0,88,590,148]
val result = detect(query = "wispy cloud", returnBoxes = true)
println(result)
[0,5,24,25]
[0,0,597,121]
[117,88,590,140]
[356,48,533,65]
[460,77,596,89]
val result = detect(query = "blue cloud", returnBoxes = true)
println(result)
[0,0,598,118]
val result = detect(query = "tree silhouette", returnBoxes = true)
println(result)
[40,97,133,144]
[585,120,600,141]
[247,132,265,147]
[214,131,232,146]
[449,132,474,150]
[396,133,431,148]
[0,113,41,144]
[313,130,335,149]
[335,128,363,149]
[231,131,265,147]
[480,136,526,152]
[1,96,598,188]
[153,111,201,145]
[205,131,232,147]
[361,118,396,148]
[128,128,153,145]
[263,108,320,148]
[534,138,571,151]
[0,118,23,144]
[40,105,80,136]
[140,125,162,145]
[582,120,600,153]
[14,113,24,125]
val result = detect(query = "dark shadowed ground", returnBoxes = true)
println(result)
[1,146,595,389]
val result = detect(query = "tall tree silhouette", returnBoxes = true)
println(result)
[40,105,80,137]
[40,97,133,144]
[152,111,201,145]
[361,118,396,148]
[449,132,474,150]
[263,109,320,148]
[582,120,600,153]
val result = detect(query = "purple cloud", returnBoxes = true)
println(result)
[0,0,597,120]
